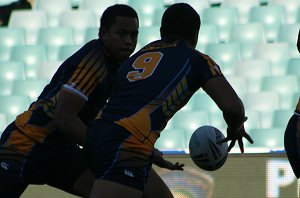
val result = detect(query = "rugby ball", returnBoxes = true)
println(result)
[189,125,228,171]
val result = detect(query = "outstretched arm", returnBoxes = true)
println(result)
[203,76,253,153]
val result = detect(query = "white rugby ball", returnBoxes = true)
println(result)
[189,125,228,171]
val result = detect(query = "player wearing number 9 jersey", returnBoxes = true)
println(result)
[85,3,253,198]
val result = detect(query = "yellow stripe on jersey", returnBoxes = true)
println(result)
[77,52,104,91]
[67,47,108,97]
[69,48,98,83]
[163,78,189,116]
[86,57,108,96]
[201,54,222,76]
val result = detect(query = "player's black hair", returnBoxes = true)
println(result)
[99,4,138,37]
[160,3,200,40]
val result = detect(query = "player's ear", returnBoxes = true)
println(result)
[100,27,108,41]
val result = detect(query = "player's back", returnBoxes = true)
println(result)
[100,39,223,145]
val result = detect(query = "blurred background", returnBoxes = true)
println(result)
[0,0,299,197]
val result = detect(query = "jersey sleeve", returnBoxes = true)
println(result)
[192,51,223,88]
[63,48,108,101]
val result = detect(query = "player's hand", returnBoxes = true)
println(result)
[217,117,254,153]
[151,148,184,171]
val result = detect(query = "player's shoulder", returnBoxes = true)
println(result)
[190,49,223,76]
[191,49,218,65]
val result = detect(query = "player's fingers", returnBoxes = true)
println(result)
[244,133,254,144]
[217,137,229,144]
[174,162,184,170]
[178,164,184,170]
[238,138,244,153]
[228,140,236,152]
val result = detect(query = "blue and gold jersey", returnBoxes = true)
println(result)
[13,39,119,146]
[99,39,223,149]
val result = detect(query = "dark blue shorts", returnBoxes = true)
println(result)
[85,119,152,191]
[0,122,89,197]
[284,112,300,178]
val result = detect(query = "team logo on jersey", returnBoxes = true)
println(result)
[0,161,9,170]
[69,82,77,88]
[124,169,135,178]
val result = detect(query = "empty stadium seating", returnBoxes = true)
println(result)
[0,0,299,152]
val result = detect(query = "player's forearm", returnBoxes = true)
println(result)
[53,115,86,145]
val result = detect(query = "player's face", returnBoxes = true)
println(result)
[102,16,139,62]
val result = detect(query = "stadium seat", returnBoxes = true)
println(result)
[221,0,260,24]
[151,8,166,27]
[79,0,117,19]
[37,27,74,61]
[202,7,238,43]
[128,0,164,27]
[0,95,30,123]
[244,91,280,112]
[9,45,47,79]
[174,0,210,16]
[229,23,265,60]
[0,80,14,96]
[252,43,289,76]
[268,0,300,24]
[57,45,82,61]
[234,59,272,92]
[0,27,25,47]
[244,91,280,128]
[249,6,285,42]
[196,24,219,53]
[205,43,241,75]
[59,10,96,44]
[225,75,248,96]
[261,75,298,109]
[0,61,26,82]
[37,27,74,46]
[138,26,160,47]
[84,27,99,43]
[36,61,62,81]
[190,92,219,113]
[276,24,300,58]
[244,110,261,131]
[272,109,294,128]
[12,79,48,103]
[170,111,210,135]
[34,0,72,27]
[155,128,187,152]
[207,111,227,132]
[287,58,300,76]
[8,10,48,45]
[188,92,227,130]
[0,113,7,133]
[0,46,11,62]
[247,128,284,149]
[292,93,300,106]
